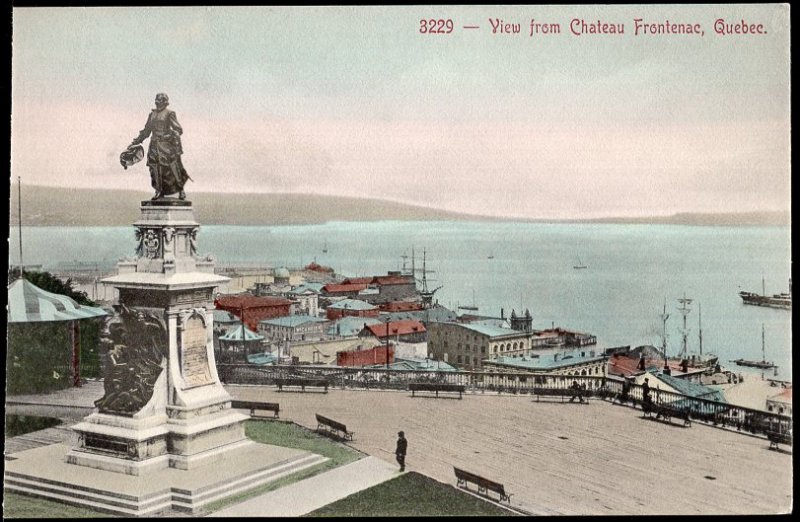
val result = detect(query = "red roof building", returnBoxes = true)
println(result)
[341,277,374,285]
[360,319,427,343]
[378,301,425,313]
[336,345,395,367]
[322,283,370,296]
[215,294,293,331]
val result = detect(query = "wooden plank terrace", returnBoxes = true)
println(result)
[227,386,792,516]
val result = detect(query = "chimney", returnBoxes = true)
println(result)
[637,355,646,371]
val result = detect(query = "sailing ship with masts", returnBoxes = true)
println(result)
[732,323,778,372]
[739,277,791,310]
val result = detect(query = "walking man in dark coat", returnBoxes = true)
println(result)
[395,431,407,472]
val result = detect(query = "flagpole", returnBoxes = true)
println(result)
[18,176,23,275]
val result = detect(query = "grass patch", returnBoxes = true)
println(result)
[5,415,62,438]
[1,492,113,518]
[200,420,363,513]
[305,471,517,517]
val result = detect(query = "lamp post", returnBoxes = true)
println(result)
[385,318,391,370]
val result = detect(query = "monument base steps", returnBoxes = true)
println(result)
[4,442,328,516]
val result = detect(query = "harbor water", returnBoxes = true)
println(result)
[10,221,792,379]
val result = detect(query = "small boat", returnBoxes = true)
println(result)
[732,358,777,369]
[731,324,777,370]
[322,241,328,254]
[458,290,479,311]
[487,254,494,259]
[573,255,588,269]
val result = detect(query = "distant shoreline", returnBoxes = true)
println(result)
[8,185,790,228]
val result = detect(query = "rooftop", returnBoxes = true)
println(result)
[328,316,383,337]
[323,283,370,294]
[259,315,329,328]
[453,322,525,339]
[218,324,265,342]
[362,319,427,338]
[491,351,606,369]
[655,373,726,402]
[328,299,378,311]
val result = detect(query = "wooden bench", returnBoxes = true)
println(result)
[230,400,280,419]
[642,402,691,427]
[408,382,465,399]
[274,377,329,393]
[453,466,512,503]
[316,413,354,441]
[532,387,588,403]
[767,431,792,451]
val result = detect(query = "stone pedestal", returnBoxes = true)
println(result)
[67,199,250,475]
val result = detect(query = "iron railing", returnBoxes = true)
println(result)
[217,363,793,440]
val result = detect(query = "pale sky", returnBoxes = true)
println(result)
[10,5,791,219]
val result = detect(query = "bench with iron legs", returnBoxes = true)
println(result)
[230,400,280,419]
[453,466,512,503]
[531,387,587,403]
[274,377,330,393]
[316,413,354,441]
[767,430,792,451]
[642,402,692,427]
[408,382,465,399]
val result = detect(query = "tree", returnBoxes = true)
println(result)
[6,269,104,392]
[8,268,95,306]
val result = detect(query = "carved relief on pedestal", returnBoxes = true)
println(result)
[143,229,161,259]
[94,305,167,417]
[163,227,175,255]
[178,309,213,389]
[189,227,199,256]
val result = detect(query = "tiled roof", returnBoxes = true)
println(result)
[323,283,370,294]
[363,319,427,338]
[328,316,382,337]
[655,373,726,402]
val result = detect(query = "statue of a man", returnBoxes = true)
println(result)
[127,93,191,200]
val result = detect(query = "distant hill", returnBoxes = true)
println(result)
[8,185,483,227]
[7,185,790,227]
[581,211,791,227]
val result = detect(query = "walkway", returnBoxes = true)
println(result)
[207,456,399,517]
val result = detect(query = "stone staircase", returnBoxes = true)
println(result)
[4,450,328,516]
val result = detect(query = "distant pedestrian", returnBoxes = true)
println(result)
[569,380,584,403]
[395,431,407,472]
[642,378,651,404]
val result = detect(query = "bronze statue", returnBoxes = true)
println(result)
[125,93,191,200]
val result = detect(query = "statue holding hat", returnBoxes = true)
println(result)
[122,93,191,200]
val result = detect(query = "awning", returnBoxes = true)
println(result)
[7,278,108,323]
[219,324,265,342]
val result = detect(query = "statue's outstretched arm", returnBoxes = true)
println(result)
[130,115,152,146]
